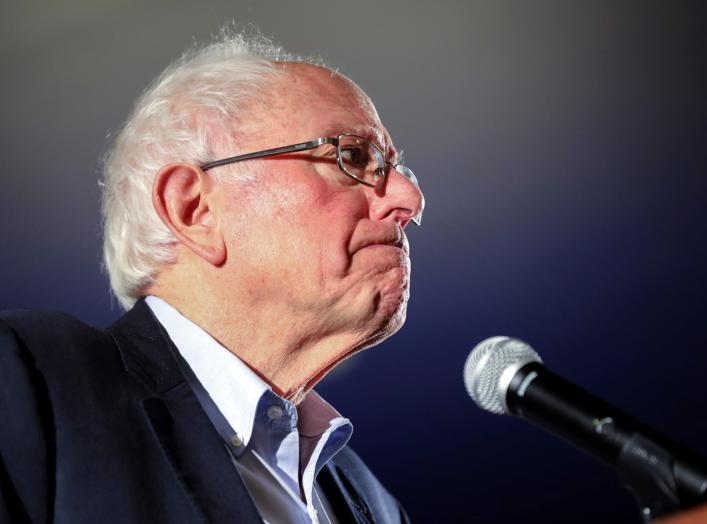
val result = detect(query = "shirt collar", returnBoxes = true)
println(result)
[144,296,349,453]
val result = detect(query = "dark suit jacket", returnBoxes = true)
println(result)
[0,300,409,523]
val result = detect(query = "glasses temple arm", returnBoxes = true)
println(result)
[200,137,335,171]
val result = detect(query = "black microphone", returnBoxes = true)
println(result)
[463,336,707,520]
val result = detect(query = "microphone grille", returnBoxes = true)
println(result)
[463,336,542,414]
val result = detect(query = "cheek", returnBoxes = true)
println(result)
[286,188,365,271]
[219,172,366,288]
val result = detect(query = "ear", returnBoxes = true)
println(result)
[152,163,226,266]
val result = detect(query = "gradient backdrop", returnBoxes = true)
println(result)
[2,2,706,522]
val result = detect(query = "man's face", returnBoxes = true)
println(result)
[212,64,424,344]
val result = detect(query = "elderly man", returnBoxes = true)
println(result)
[0,33,423,524]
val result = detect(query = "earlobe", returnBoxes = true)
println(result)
[152,163,226,266]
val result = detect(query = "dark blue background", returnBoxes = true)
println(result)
[2,2,706,522]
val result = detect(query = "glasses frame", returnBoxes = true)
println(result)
[200,133,422,225]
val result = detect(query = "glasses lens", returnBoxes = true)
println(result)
[337,135,385,187]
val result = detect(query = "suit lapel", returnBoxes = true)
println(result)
[108,300,262,523]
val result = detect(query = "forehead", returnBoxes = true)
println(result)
[265,63,392,152]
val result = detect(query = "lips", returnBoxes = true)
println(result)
[360,240,405,251]
[353,225,408,254]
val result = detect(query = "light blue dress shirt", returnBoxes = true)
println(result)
[146,296,353,524]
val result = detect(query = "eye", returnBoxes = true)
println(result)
[339,144,370,170]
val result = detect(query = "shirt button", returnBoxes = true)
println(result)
[230,433,244,447]
[267,405,284,420]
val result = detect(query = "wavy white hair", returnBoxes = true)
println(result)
[101,32,321,310]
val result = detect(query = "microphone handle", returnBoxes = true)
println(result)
[506,362,707,515]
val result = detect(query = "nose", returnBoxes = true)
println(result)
[369,167,425,227]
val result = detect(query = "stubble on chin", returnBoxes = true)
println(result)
[362,263,411,343]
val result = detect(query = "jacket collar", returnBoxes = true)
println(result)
[108,298,186,394]
[107,298,263,523]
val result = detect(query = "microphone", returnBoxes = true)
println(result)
[463,336,707,519]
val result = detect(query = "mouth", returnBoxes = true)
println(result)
[354,225,408,254]
[357,242,409,262]
[360,243,406,253]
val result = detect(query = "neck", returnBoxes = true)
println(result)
[148,273,372,401]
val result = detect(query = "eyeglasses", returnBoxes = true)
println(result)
[200,133,422,225]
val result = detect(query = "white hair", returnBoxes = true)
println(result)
[101,31,322,310]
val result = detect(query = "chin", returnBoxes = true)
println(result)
[381,302,407,337]
[343,265,410,344]
[368,283,409,342]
